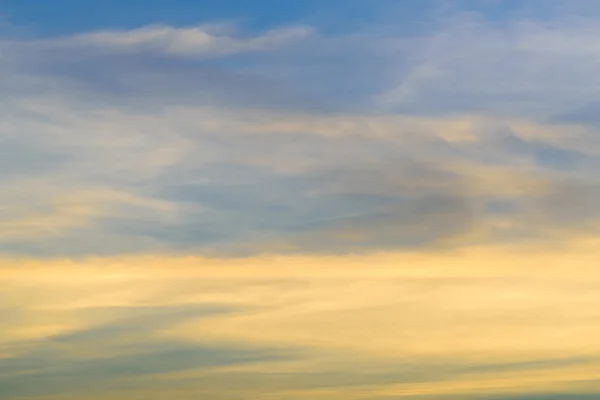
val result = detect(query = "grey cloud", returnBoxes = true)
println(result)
[1,107,596,256]
[138,155,473,254]
[533,179,600,227]
[0,135,70,177]
[47,304,236,344]
[459,127,587,170]
[56,351,600,400]
[0,343,291,399]
[0,304,295,399]
[551,101,600,131]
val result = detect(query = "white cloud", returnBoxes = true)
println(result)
[6,24,313,57]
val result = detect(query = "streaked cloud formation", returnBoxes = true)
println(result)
[1,0,600,398]
[3,241,600,399]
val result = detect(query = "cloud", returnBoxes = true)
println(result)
[0,305,293,399]
[378,12,600,121]
[3,247,600,399]
[5,24,313,57]
[1,7,600,257]
[3,3,600,399]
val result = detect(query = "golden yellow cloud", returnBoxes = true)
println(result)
[2,236,600,394]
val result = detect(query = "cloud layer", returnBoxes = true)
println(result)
[3,242,600,399]
[2,6,600,398]
[2,12,600,256]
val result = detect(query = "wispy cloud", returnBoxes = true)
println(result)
[3,244,600,399]
[1,12,600,256]
[7,24,313,57]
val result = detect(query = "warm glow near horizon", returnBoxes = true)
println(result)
[4,238,600,398]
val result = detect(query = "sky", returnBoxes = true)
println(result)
[2,0,600,399]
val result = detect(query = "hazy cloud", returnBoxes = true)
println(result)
[1,6,599,257]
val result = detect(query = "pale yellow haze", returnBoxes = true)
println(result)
[3,236,600,399]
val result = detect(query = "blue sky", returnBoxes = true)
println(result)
[1,0,564,37]
[1,0,435,35]
[2,1,600,399]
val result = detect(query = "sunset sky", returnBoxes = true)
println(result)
[2,1,600,399]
